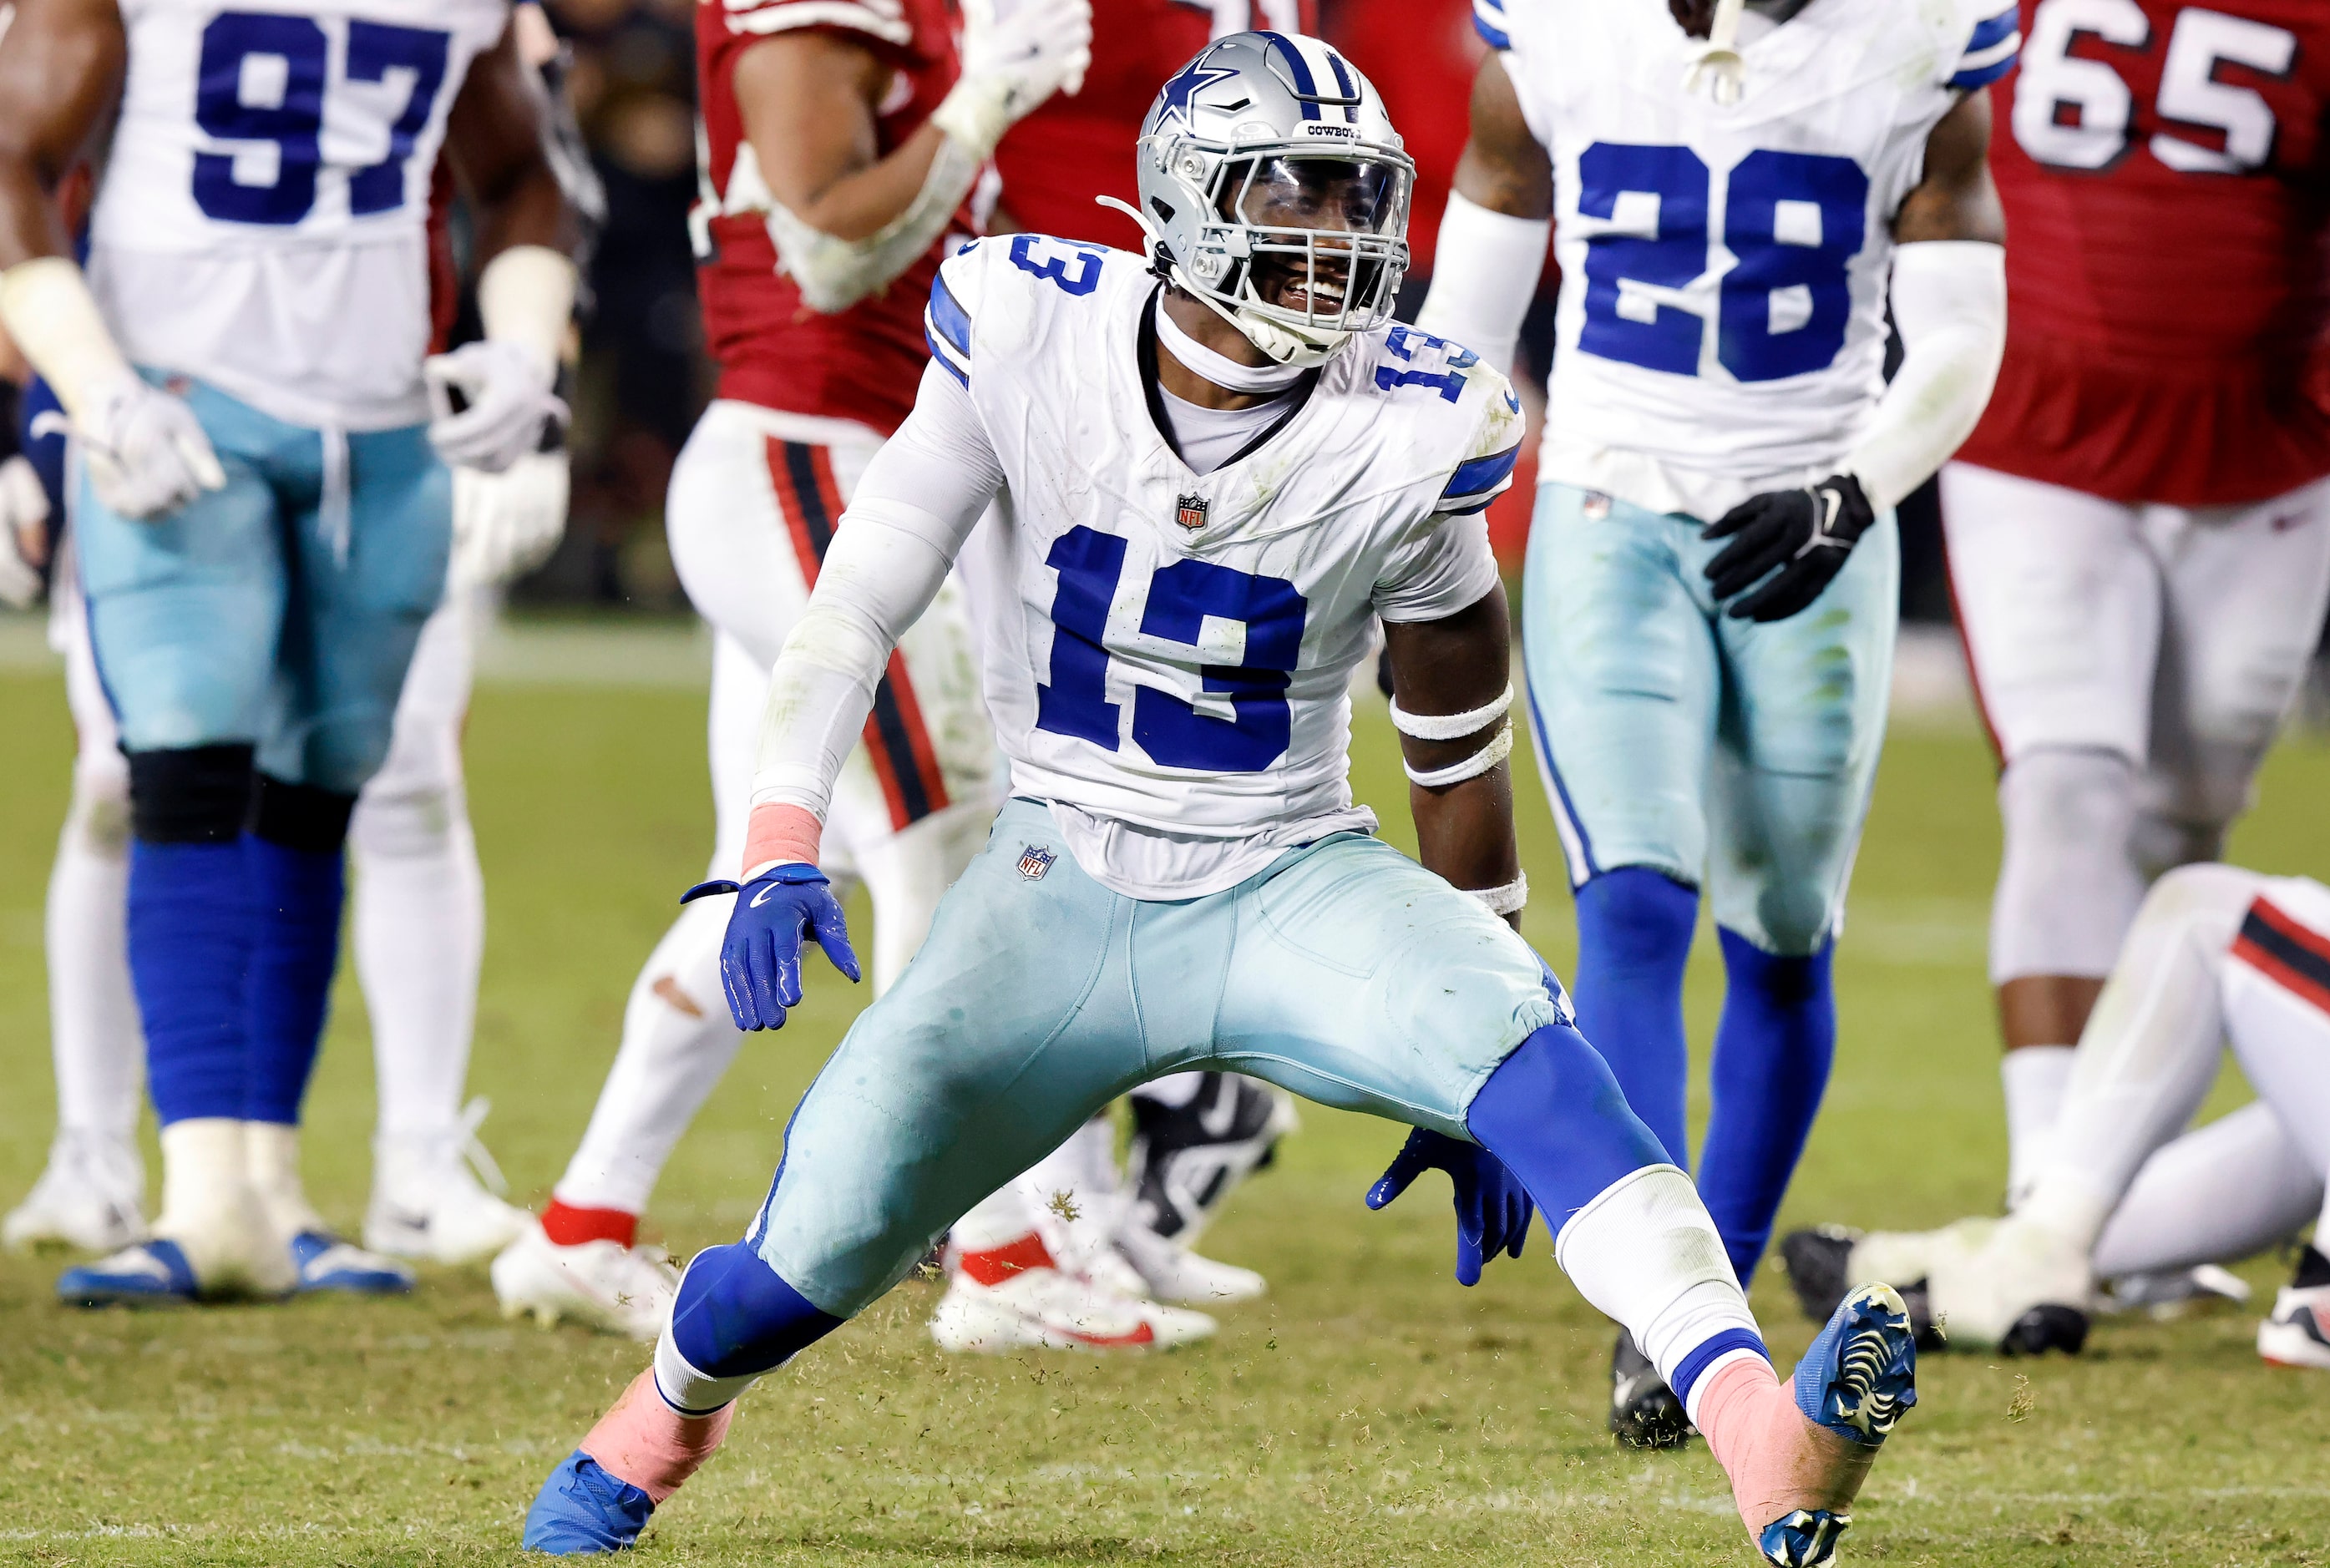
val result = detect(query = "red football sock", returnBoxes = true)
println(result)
[542,1199,638,1249]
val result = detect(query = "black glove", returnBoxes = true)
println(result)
[1701,472,1875,623]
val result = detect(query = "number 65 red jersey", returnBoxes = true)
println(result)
[1953,0,2330,506]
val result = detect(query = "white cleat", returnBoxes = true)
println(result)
[2257,1284,2330,1371]
[930,1262,1216,1353]
[1113,1224,1266,1304]
[4,1130,149,1253]
[491,1221,677,1340]
[365,1101,531,1265]
[1924,1213,2095,1353]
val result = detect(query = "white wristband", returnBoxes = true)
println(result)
[0,257,134,422]
[1390,683,1514,741]
[1402,720,1513,787]
[1466,874,1528,917]
[477,245,578,369]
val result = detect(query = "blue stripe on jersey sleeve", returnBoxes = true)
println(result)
[924,327,969,388]
[1948,47,2018,90]
[928,271,973,359]
[1473,0,1511,50]
[1966,3,2019,53]
[1441,442,1521,509]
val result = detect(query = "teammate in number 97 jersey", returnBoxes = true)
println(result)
[1418,0,2013,1447]
[0,0,578,1309]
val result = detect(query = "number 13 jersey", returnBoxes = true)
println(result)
[1482,0,2016,521]
[921,237,1520,898]
[86,0,513,431]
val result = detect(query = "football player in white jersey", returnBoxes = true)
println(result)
[521,36,1918,1566]
[0,0,575,1306]
[1416,0,2011,1444]
[1785,862,2330,1372]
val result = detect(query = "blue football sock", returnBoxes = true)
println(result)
[129,839,256,1125]
[1466,1022,1670,1234]
[1697,928,1837,1283]
[1569,867,1698,1168]
[667,1242,843,1404]
[244,833,347,1125]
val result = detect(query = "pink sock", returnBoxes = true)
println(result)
[581,1369,736,1504]
[1695,1357,1872,1541]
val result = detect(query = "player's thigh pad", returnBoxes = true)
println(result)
[1521,483,1719,889]
[1701,509,1898,954]
[1941,463,2158,763]
[748,802,1153,1317]
[1216,834,1564,1137]
[261,421,450,794]
[74,383,295,755]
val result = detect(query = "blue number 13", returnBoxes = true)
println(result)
[1578,142,1869,383]
[195,13,450,226]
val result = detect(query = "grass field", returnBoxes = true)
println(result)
[3,637,2327,1566]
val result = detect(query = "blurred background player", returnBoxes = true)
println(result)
[0,0,576,1305]
[1787,862,2330,1371]
[1936,0,2330,1229]
[1417,0,2011,1444]
[3,3,606,1272]
[489,0,1089,1338]
[931,0,1314,1343]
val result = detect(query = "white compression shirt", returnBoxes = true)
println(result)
[1156,385,1299,476]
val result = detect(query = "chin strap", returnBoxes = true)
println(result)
[1683,0,1747,105]
[1095,195,1350,369]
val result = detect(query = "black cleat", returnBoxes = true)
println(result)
[1779,1227,1948,1351]
[1609,1328,1694,1449]
[1999,1303,2089,1357]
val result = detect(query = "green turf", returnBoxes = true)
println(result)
[3,663,2327,1565]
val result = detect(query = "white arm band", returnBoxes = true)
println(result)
[477,244,580,367]
[0,257,134,422]
[1390,683,1514,741]
[764,134,983,316]
[1844,240,2006,511]
[1413,191,1549,377]
[1401,719,1514,788]
[1466,873,1528,918]
[750,364,1002,817]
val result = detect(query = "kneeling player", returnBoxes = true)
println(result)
[1786,863,2330,1366]
[521,37,1917,1565]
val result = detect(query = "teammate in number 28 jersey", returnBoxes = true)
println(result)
[1418,0,2012,1444]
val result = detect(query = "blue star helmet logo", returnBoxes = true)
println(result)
[1154,58,1238,134]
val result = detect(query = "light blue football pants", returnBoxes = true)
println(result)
[75,375,451,795]
[1521,482,1897,955]
[747,799,1568,1317]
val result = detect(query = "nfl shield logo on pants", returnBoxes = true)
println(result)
[1175,493,1209,532]
[1016,844,1056,881]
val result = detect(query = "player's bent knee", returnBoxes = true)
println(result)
[2136,861,2270,927]
[657,1242,845,1414]
[124,744,256,845]
[348,785,463,862]
[1466,1024,1671,1228]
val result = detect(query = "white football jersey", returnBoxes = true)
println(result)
[1483,0,2017,520]
[927,235,1519,898]
[85,0,511,431]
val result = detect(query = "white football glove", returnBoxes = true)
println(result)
[935,0,1092,156]
[423,339,569,475]
[79,370,227,522]
[451,448,570,589]
[0,454,49,609]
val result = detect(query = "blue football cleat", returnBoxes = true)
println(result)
[58,1239,201,1308]
[524,1450,656,1553]
[1759,1283,1918,1567]
[291,1231,414,1295]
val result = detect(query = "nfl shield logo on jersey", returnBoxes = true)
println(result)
[1016,844,1056,882]
[1175,493,1210,532]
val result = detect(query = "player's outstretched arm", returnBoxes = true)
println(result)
[733,0,1090,314]
[1380,586,1525,927]
[702,362,1005,1031]
[1413,54,1551,377]
[1703,90,2007,623]
[0,0,227,520]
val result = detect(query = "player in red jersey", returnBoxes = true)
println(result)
[491,0,1097,1338]
[1937,0,2330,1242]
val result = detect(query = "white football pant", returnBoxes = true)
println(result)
[548,403,996,1219]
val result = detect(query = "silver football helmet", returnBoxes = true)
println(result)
[1119,32,1414,367]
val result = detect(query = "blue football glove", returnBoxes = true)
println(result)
[681,863,860,1031]
[1365,1128,1535,1287]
